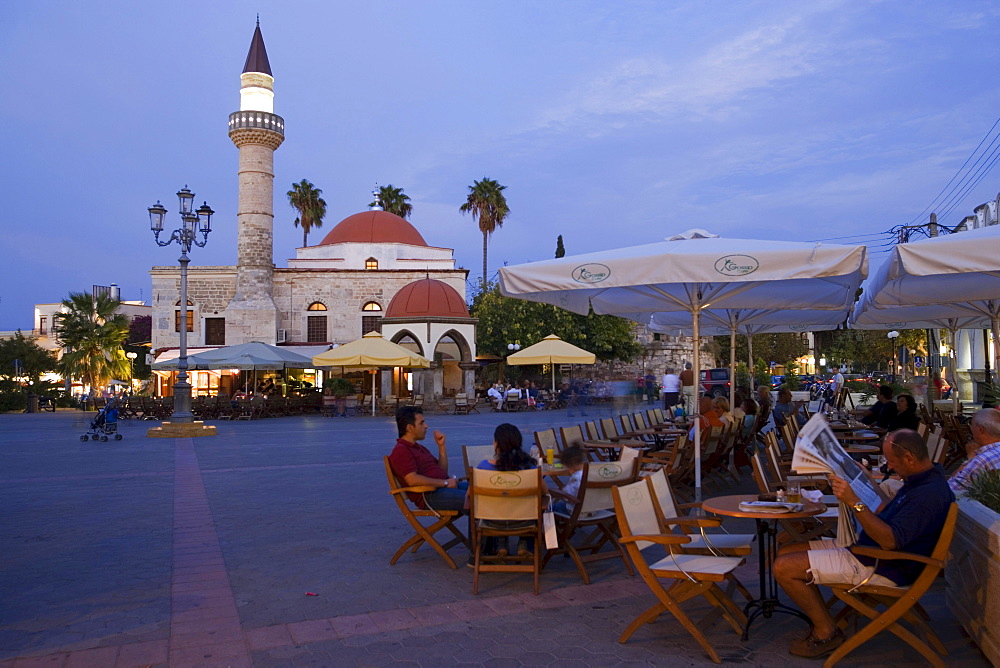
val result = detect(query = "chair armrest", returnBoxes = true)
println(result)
[390,485,439,495]
[619,533,693,546]
[848,545,943,568]
[548,488,579,504]
[675,501,702,511]
[660,516,723,529]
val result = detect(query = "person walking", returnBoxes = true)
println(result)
[661,367,681,413]
[679,362,696,412]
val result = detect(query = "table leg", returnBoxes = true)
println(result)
[740,518,813,641]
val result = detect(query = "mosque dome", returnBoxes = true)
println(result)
[385,279,470,319]
[317,210,427,247]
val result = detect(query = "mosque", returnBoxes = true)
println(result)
[150,23,477,398]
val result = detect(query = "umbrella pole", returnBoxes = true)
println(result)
[551,364,556,393]
[747,334,754,390]
[991,315,1000,393]
[946,325,960,416]
[372,373,376,416]
[729,328,736,411]
[692,306,702,502]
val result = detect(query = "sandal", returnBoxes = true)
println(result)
[789,627,845,658]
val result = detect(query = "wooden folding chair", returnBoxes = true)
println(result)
[824,503,959,667]
[470,468,545,594]
[559,424,585,450]
[462,444,496,477]
[533,428,558,455]
[384,456,468,570]
[612,479,747,663]
[545,459,639,584]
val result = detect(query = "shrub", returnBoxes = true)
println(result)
[0,392,27,413]
[964,469,1000,514]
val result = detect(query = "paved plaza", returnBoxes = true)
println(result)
[0,405,990,667]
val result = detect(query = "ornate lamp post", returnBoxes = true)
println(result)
[125,351,138,389]
[148,186,213,427]
[887,330,900,381]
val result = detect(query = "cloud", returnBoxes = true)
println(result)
[534,8,837,131]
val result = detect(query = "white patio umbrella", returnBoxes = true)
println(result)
[854,225,1000,389]
[498,229,868,498]
[648,308,850,408]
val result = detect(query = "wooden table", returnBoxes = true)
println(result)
[702,493,826,640]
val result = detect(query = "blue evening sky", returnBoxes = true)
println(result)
[3,1,1000,329]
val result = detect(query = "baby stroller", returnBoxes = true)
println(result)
[81,398,122,442]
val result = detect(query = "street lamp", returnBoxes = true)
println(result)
[887,330,900,380]
[499,342,520,384]
[148,186,213,424]
[125,351,138,389]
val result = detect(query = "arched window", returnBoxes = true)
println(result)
[306,302,328,342]
[174,300,194,333]
[365,257,378,270]
[361,301,382,334]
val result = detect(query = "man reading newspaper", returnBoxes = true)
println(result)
[773,420,954,659]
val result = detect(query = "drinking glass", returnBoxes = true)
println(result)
[786,481,801,504]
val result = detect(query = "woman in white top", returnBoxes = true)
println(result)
[661,367,682,412]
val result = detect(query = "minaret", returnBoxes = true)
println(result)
[225,20,284,344]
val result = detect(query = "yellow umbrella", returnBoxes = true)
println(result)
[506,334,596,392]
[312,332,430,415]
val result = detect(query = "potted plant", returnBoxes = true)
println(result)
[945,469,1000,665]
[323,377,354,417]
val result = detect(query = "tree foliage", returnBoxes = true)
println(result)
[0,331,57,384]
[128,315,151,344]
[371,184,413,219]
[288,179,328,247]
[470,282,641,363]
[815,329,926,373]
[714,332,810,369]
[54,292,131,391]
[460,178,509,285]
[555,235,565,258]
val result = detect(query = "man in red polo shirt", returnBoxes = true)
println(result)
[388,406,468,511]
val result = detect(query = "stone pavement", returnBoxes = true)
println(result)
[0,404,989,667]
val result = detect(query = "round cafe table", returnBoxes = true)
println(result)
[702,493,826,640]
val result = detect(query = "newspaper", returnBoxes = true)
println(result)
[791,412,883,547]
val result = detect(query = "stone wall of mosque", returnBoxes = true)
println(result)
[272,269,468,344]
[150,265,470,350]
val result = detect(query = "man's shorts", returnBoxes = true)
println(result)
[805,538,897,587]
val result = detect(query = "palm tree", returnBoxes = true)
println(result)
[460,178,509,286]
[287,179,328,247]
[370,184,413,219]
[54,292,130,393]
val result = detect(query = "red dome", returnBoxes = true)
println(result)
[317,210,427,246]
[385,279,470,319]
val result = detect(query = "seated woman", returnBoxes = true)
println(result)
[886,394,920,432]
[711,396,735,426]
[476,423,548,557]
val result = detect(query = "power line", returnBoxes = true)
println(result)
[902,115,1000,228]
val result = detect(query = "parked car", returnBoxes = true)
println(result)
[700,368,731,397]
[770,375,785,389]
